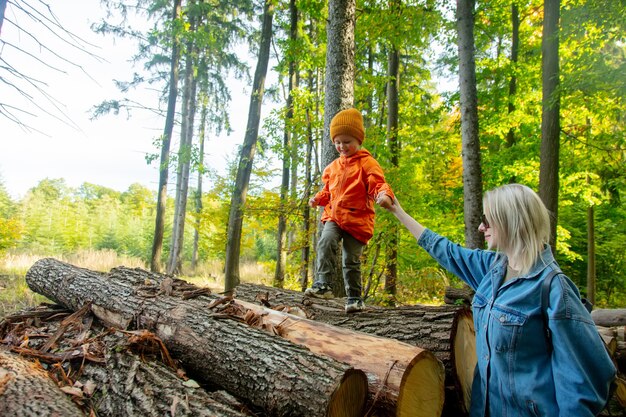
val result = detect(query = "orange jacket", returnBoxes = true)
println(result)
[313,149,395,244]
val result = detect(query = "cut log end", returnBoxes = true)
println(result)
[397,351,445,417]
[327,368,369,417]
[452,310,477,414]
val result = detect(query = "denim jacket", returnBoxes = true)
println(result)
[418,229,615,417]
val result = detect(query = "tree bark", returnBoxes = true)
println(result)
[321,0,357,296]
[0,348,84,416]
[506,2,519,148]
[385,41,400,296]
[234,282,476,415]
[274,0,299,289]
[168,8,199,275]
[78,331,252,417]
[192,89,208,271]
[586,173,596,304]
[0,306,259,416]
[591,309,626,328]
[151,0,182,273]
[444,286,474,305]
[224,0,274,293]
[301,105,314,290]
[539,0,561,250]
[456,0,484,249]
[25,258,368,417]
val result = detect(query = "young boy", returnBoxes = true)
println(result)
[305,108,394,313]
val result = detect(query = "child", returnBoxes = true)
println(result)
[305,108,394,313]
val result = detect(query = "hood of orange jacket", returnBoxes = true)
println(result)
[313,149,394,244]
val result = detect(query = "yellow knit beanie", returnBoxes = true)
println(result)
[330,108,365,144]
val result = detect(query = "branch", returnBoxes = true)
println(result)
[1,0,107,128]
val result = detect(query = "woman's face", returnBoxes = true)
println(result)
[479,214,497,250]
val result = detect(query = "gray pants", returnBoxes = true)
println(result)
[314,221,365,301]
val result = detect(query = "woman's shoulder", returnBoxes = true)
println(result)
[543,269,594,323]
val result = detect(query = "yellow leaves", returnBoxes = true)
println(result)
[0,217,23,253]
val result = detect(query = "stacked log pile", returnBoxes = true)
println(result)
[0,258,450,417]
[593,310,626,412]
[234,282,476,415]
[1,259,623,416]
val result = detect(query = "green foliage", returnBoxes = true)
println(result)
[0,183,21,254]
[0,218,22,254]
[6,0,625,309]
[13,179,156,261]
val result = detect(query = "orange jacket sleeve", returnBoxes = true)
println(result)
[362,157,395,202]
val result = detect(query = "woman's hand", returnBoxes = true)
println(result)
[375,192,393,209]
[309,197,318,208]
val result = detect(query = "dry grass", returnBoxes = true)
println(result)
[0,250,273,318]
[0,250,146,275]
[182,259,274,292]
[0,250,147,318]
[0,274,49,318]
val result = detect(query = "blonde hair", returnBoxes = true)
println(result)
[483,184,551,275]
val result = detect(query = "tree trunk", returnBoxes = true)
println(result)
[456,0,484,249]
[25,258,368,417]
[506,2,519,148]
[151,0,182,273]
[192,91,208,271]
[301,106,314,290]
[224,0,274,293]
[168,9,199,275]
[539,0,561,250]
[0,348,84,416]
[385,43,400,296]
[586,177,596,307]
[274,0,299,289]
[235,299,446,417]
[234,282,476,415]
[321,0,357,296]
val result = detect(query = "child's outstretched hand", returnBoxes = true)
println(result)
[375,192,393,209]
[309,197,319,208]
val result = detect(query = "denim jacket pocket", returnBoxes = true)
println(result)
[490,305,528,352]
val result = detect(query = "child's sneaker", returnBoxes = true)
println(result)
[345,299,365,313]
[304,285,334,299]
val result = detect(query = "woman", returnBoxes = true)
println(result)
[380,184,615,416]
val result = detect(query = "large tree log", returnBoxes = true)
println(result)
[79,330,253,417]
[25,258,368,417]
[0,348,84,416]
[235,299,445,417]
[592,309,626,327]
[443,286,474,305]
[234,283,476,416]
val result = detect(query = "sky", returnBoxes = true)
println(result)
[0,0,254,199]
